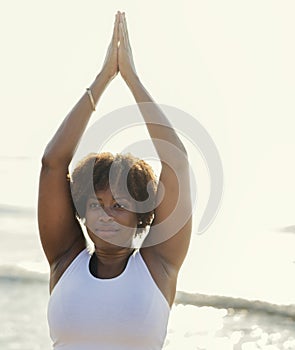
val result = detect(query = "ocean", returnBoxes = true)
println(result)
[1,157,295,349]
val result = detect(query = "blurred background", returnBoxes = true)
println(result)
[1,1,295,349]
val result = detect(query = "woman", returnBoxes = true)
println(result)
[38,11,192,349]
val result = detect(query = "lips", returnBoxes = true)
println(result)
[94,226,120,232]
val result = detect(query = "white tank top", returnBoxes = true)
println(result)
[47,248,170,350]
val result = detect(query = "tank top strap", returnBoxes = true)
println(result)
[130,249,170,311]
[51,248,88,295]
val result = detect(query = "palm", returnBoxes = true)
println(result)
[101,12,137,83]
[118,13,137,82]
[101,13,119,80]
[103,42,118,79]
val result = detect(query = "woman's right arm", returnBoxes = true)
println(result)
[38,12,120,267]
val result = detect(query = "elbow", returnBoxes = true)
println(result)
[172,146,190,170]
[41,141,71,169]
[173,138,189,168]
[41,148,57,168]
[40,155,57,171]
[41,153,50,168]
[41,152,68,170]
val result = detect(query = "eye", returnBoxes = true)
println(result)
[114,203,124,209]
[89,201,101,209]
[114,202,127,210]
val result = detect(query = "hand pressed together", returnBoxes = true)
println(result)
[118,12,138,83]
[101,12,120,80]
[101,11,138,84]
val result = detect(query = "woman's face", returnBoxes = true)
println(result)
[85,186,138,247]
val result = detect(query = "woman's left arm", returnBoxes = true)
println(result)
[118,13,192,272]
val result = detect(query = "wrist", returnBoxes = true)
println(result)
[95,70,114,85]
[124,73,141,91]
[86,71,113,110]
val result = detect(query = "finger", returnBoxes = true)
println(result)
[122,13,131,48]
[119,20,125,46]
[119,14,127,47]
[112,13,119,45]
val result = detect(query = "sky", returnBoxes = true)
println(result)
[1,0,295,302]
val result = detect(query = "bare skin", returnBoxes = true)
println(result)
[38,11,192,307]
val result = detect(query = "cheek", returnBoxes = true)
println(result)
[84,209,95,222]
[84,212,95,231]
[117,212,137,227]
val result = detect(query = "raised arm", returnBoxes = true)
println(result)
[118,13,192,272]
[38,13,120,267]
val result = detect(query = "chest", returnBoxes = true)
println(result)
[47,253,170,347]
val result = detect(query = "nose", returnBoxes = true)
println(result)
[98,207,114,222]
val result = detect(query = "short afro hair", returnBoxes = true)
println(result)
[69,152,158,234]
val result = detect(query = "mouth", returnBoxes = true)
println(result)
[94,226,120,234]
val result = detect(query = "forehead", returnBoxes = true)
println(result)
[89,187,130,201]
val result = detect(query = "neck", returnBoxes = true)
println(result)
[94,245,134,266]
[91,246,135,279]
